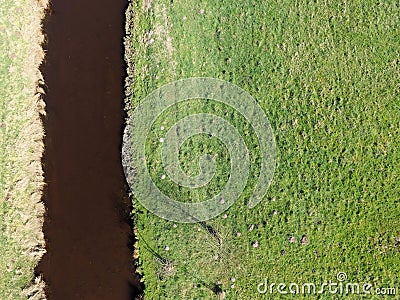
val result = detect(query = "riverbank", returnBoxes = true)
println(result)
[0,0,47,298]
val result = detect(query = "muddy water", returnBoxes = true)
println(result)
[36,0,142,299]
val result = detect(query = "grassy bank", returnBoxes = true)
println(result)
[125,0,400,298]
[0,0,47,298]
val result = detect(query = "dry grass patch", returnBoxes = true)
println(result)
[0,0,48,298]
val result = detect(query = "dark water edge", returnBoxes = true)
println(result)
[36,0,143,299]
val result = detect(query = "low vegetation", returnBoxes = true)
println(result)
[126,0,400,298]
[0,0,47,298]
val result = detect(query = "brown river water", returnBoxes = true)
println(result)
[36,0,143,298]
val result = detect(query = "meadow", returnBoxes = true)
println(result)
[125,0,400,298]
[0,0,47,298]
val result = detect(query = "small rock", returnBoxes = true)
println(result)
[160,174,166,179]
[217,290,225,300]
[236,232,241,237]
[300,234,309,245]
[223,214,228,219]
[230,284,235,289]
[252,241,259,248]
[249,224,254,231]
[160,126,165,130]
[165,246,170,251]
[231,277,236,282]
[281,250,286,255]
[289,236,296,243]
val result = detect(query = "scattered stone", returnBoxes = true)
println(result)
[173,224,177,228]
[160,126,165,130]
[281,250,286,255]
[252,241,259,248]
[220,198,225,204]
[160,174,166,180]
[217,290,225,300]
[289,236,296,243]
[236,232,241,237]
[300,234,309,245]
[200,9,205,14]
[249,224,255,231]
[165,246,170,251]
[231,277,236,282]
[223,214,228,219]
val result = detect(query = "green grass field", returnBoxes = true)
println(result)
[125,0,400,298]
[0,0,47,298]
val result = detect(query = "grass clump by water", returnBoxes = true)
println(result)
[125,0,400,298]
[0,0,47,298]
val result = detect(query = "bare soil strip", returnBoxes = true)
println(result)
[36,0,142,298]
